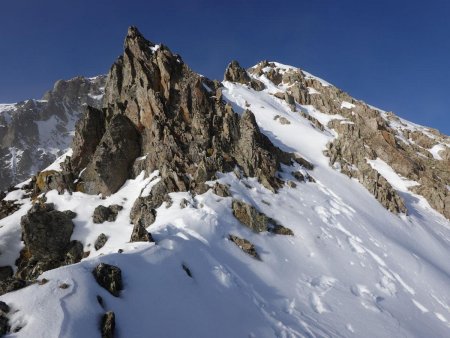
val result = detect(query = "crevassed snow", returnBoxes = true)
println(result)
[0,73,449,338]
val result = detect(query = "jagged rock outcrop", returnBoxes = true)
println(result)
[224,60,265,91]
[232,199,294,235]
[130,178,174,228]
[92,263,122,297]
[0,76,105,191]
[16,203,82,279]
[129,223,154,242]
[249,61,449,219]
[60,27,307,234]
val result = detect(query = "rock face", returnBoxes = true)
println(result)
[93,263,122,297]
[16,203,82,279]
[232,199,294,235]
[70,106,106,173]
[79,114,141,195]
[0,76,105,191]
[93,205,123,223]
[248,61,450,219]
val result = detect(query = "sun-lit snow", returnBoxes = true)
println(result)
[0,64,449,337]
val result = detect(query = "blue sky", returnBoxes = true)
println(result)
[1,0,449,134]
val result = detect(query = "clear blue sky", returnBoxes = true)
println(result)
[1,0,449,134]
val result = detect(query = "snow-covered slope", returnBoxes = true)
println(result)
[0,60,449,338]
[1,26,450,337]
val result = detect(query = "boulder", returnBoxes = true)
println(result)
[92,263,122,297]
[16,203,81,280]
[130,223,154,243]
[95,233,108,250]
[93,205,123,223]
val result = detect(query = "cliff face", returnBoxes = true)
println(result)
[246,61,450,219]
[0,76,105,190]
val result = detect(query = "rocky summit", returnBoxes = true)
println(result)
[0,27,449,338]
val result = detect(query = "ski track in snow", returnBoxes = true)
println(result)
[0,67,449,337]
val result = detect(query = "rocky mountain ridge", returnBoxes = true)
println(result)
[0,27,449,337]
[0,75,105,191]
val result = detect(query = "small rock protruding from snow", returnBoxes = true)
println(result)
[92,263,123,297]
[93,205,123,224]
[95,233,108,250]
[100,311,115,338]
[232,199,294,235]
[228,234,260,259]
[129,223,154,243]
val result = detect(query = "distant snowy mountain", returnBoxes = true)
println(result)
[0,76,105,191]
[0,27,449,338]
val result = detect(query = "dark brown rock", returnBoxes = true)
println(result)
[0,278,27,296]
[93,205,123,223]
[16,203,81,280]
[0,267,13,282]
[92,263,122,297]
[130,223,154,243]
[0,200,21,220]
[229,234,259,259]
[71,106,106,173]
[80,114,141,196]
[231,199,293,235]
[101,311,115,338]
[0,314,9,336]
[212,182,230,197]
[95,233,108,250]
